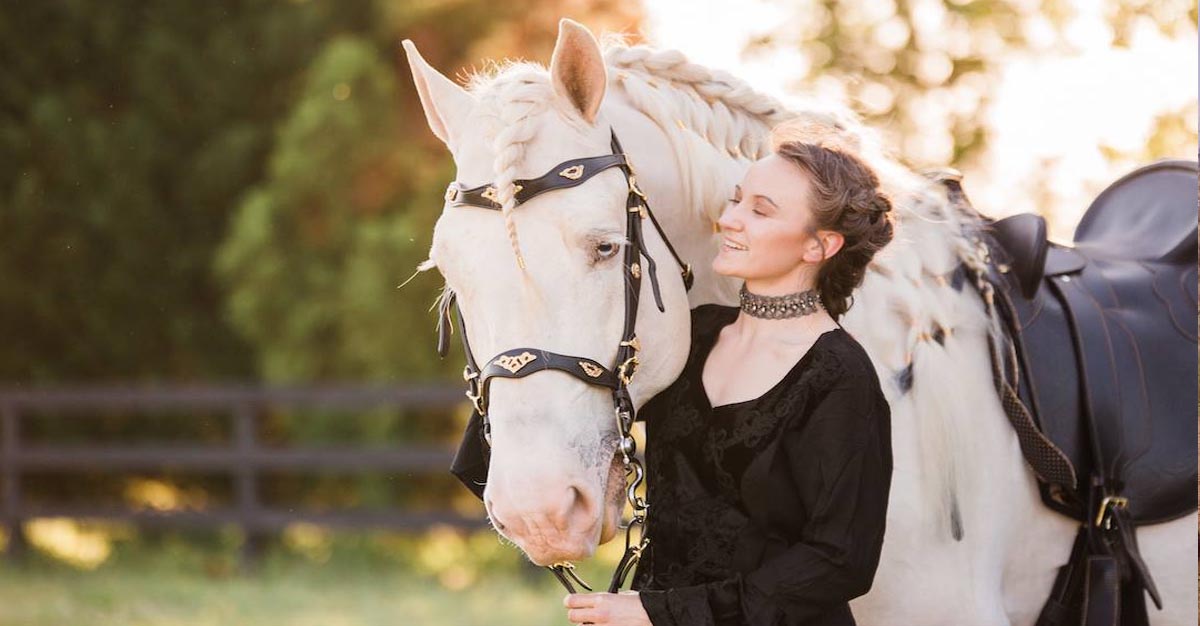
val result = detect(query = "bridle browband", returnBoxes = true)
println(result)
[436,128,693,594]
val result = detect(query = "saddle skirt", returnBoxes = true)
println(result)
[980,160,1197,524]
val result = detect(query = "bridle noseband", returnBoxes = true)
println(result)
[436,128,693,594]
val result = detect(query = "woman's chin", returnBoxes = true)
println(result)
[711,257,741,278]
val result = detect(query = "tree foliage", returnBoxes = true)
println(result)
[216,0,643,383]
[0,1,374,381]
[0,1,641,383]
[749,0,1197,168]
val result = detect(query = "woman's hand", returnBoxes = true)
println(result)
[563,591,651,626]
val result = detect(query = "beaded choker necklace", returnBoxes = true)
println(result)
[739,283,823,319]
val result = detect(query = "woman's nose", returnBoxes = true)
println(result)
[717,206,741,231]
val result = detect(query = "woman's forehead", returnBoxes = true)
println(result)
[740,154,811,211]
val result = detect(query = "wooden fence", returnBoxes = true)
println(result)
[0,385,486,564]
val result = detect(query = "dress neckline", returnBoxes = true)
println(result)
[697,307,845,412]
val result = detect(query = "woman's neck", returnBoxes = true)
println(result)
[743,269,816,298]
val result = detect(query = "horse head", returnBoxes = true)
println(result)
[404,20,691,566]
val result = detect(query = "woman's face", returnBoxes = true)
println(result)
[713,154,829,288]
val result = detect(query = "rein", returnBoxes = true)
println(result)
[435,128,694,594]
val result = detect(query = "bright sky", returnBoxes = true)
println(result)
[641,0,1198,238]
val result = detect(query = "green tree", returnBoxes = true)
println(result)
[0,1,374,381]
[215,1,645,384]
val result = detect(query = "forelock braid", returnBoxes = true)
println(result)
[478,75,551,270]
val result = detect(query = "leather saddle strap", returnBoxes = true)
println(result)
[1082,554,1121,626]
[1111,505,1162,609]
[1048,274,1122,482]
[984,328,1078,488]
[1034,524,1089,626]
[985,274,1078,489]
[1050,274,1162,611]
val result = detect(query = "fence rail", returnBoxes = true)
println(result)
[0,384,484,565]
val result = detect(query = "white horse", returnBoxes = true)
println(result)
[403,19,1196,626]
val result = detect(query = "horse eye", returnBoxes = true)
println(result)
[595,242,620,259]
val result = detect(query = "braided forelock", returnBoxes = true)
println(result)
[469,64,555,270]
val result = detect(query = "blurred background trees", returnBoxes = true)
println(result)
[0,0,643,384]
[747,0,1197,167]
[0,0,1193,551]
[2,0,1193,386]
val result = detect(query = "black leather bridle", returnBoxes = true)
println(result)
[435,128,694,594]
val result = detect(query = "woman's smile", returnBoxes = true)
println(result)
[721,237,749,252]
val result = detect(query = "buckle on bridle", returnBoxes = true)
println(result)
[617,355,640,385]
[628,174,647,199]
[1094,495,1129,528]
[547,561,593,593]
[465,388,485,416]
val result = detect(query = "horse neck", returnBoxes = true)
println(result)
[601,99,751,309]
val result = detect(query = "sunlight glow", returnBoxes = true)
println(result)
[26,519,113,570]
[642,0,1198,236]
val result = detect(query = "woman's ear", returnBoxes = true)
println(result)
[804,230,844,263]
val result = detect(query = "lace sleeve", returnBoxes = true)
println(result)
[638,373,893,626]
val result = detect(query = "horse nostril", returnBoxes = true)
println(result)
[557,485,593,531]
[485,498,506,531]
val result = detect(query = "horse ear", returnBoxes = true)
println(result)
[402,39,475,150]
[549,19,607,124]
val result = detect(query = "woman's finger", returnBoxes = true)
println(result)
[564,593,597,609]
[566,607,604,624]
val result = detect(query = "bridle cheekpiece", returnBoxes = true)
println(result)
[435,128,693,594]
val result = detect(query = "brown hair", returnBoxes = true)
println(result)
[774,141,895,319]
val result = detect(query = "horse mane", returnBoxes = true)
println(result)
[462,40,999,540]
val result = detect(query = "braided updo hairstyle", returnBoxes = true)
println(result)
[772,126,896,319]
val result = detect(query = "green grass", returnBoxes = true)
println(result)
[0,527,623,626]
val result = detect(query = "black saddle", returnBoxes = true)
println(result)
[983,160,1198,525]
[934,160,1196,625]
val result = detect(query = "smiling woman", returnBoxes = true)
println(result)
[565,128,897,626]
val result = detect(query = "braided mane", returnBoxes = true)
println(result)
[462,40,998,541]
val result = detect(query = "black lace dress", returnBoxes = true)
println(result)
[631,304,893,626]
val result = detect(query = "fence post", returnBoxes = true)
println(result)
[1,404,26,562]
[234,402,262,570]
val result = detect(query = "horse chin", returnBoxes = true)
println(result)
[598,447,625,545]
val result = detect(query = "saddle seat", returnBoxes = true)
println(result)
[982,160,1198,525]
